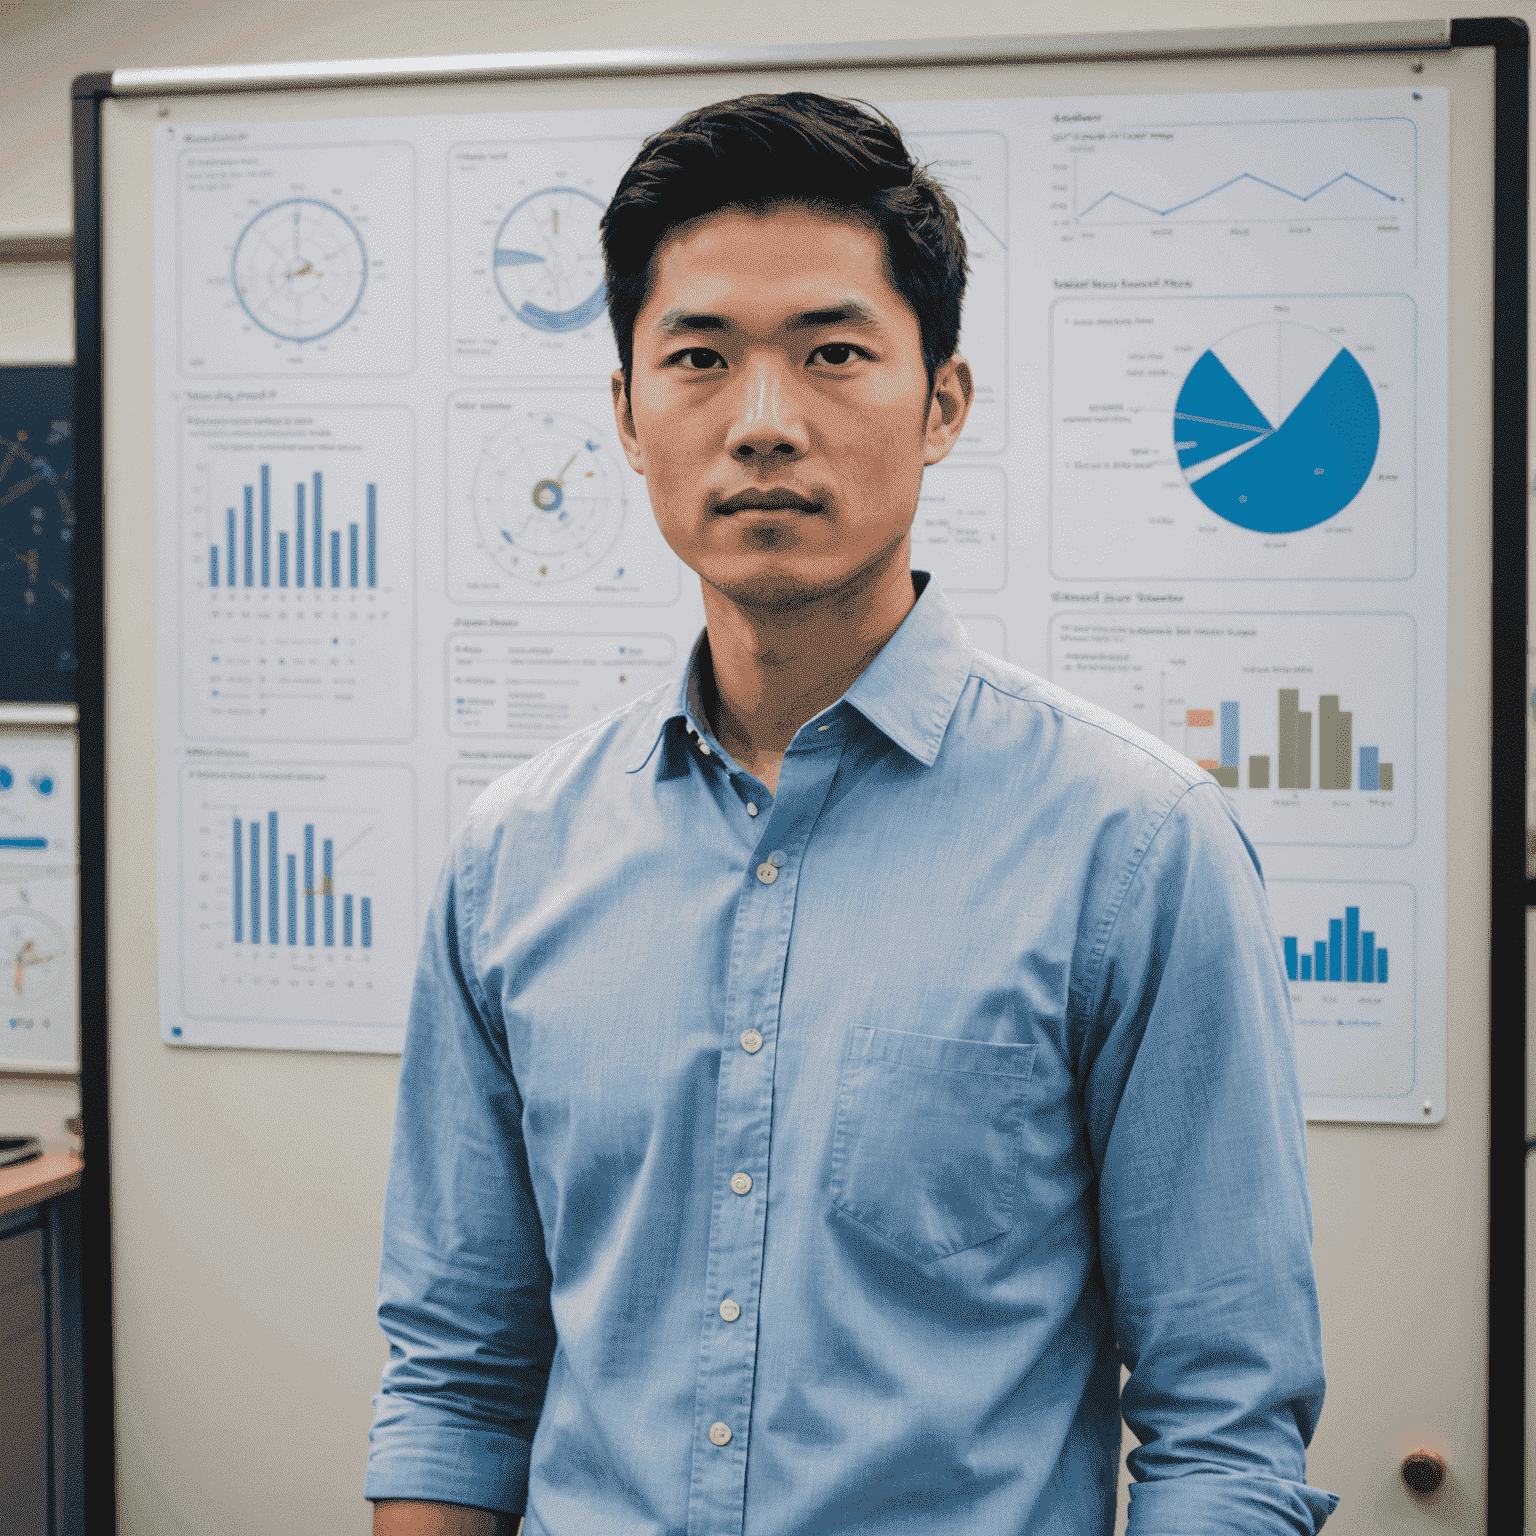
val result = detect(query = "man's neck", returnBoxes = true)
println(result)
[700,545,918,797]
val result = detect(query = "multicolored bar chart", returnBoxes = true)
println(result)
[1047,610,1414,846]
[178,762,414,1027]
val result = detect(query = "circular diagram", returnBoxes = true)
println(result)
[471,412,624,584]
[231,197,369,343]
[4,908,67,1010]
[1173,321,1380,534]
[493,187,607,333]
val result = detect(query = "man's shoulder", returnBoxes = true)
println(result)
[458,677,677,845]
[961,647,1214,802]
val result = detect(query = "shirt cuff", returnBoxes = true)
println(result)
[364,1396,534,1514]
[1126,1471,1340,1534]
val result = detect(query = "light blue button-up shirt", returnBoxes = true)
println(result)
[367,573,1338,1535]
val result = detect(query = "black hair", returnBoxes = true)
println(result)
[600,91,968,394]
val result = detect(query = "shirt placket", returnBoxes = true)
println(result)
[684,730,845,1536]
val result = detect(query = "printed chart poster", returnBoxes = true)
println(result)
[0,730,78,1072]
[172,762,415,1051]
[178,140,415,376]
[1049,293,1415,581]
[179,407,416,742]
[449,136,640,378]
[445,391,680,605]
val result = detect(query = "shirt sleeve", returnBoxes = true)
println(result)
[364,818,557,1514]
[1079,782,1340,1535]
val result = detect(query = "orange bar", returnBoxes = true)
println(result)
[1195,758,1221,771]
[1186,709,1215,728]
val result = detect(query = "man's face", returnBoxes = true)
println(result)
[613,204,971,609]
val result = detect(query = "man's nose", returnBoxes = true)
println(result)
[723,358,810,464]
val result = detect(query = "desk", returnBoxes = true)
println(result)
[1,1153,83,1536]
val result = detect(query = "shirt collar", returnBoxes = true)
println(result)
[625,571,974,773]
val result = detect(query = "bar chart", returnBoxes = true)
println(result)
[180,406,415,741]
[1268,880,1417,1100]
[178,762,415,1027]
[1048,610,1414,845]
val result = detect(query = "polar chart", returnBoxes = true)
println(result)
[471,410,624,583]
[1174,323,1381,533]
[493,187,608,333]
[232,198,368,343]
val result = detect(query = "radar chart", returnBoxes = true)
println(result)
[232,198,368,343]
[493,188,608,333]
[471,410,624,583]
[176,138,413,376]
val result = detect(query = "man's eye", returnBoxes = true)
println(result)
[674,348,725,370]
[810,343,860,366]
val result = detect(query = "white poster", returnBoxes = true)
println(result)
[154,88,1449,1123]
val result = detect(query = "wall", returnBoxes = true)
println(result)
[0,2,1526,1532]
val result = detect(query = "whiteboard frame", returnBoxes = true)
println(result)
[71,20,1527,1534]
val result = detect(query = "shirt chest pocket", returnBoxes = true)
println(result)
[828,1026,1038,1264]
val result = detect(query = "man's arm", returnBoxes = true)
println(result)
[371,1498,518,1535]
[1080,784,1339,1534]
[364,822,557,1515]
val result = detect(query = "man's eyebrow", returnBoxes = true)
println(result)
[786,301,880,331]
[655,309,728,336]
[652,300,882,336]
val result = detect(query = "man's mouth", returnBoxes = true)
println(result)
[712,488,825,516]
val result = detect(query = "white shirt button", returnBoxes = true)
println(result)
[747,802,759,816]
[730,1171,752,1195]
[755,862,778,884]
[719,1298,741,1322]
[709,1421,733,1446]
[740,1028,763,1053]
[698,739,711,755]
[768,851,786,867]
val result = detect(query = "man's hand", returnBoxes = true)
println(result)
[371,1499,519,1535]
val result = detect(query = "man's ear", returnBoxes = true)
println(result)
[612,370,646,475]
[922,354,974,467]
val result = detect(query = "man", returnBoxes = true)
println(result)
[367,92,1337,1535]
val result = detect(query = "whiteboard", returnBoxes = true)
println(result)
[92,36,1501,1119]
[79,26,1520,1536]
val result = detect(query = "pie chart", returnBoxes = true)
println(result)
[1173,322,1380,533]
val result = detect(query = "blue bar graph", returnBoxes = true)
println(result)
[210,546,219,586]
[250,821,261,947]
[1360,746,1380,791]
[267,811,278,944]
[1220,701,1239,768]
[226,508,236,587]
[1284,905,1391,986]
[278,532,289,588]
[313,472,324,588]
[349,523,359,588]
[243,486,254,587]
[367,484,377,587]
[260,464,271,587]
[223,807,377,952]
[330,529,341,589]
[323,838,335,946]
[296,483,306,588]
[233,818,243,942]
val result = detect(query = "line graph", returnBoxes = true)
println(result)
[1061,116,1416,230]
[1078,169,1401,223]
